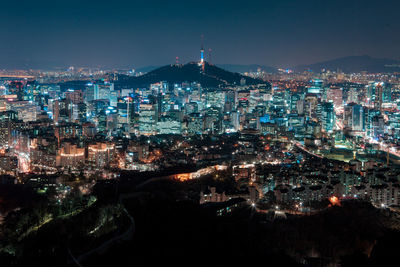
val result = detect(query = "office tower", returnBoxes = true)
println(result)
[94,84,100,100]
[347,88,359,104]
[308,79,323,94]
[344,103,364,132]
[290,93,301,113]
[296,99,305,115]
[371,115,385,139]
[0,110,18,148]
[382,83,391,103]
[304,95,319,119]
[187,113,203,135]
[204,106,222,134]
[138,102,157,135]
[205,91,225,108]
[224,90,235,113]
[77,103,87,122]
[85,82,95,102]
[8,101,38,122]
[65,89,84,104]
[230,111,240,131]
[156,117,181,134]
[374,82,383,112]
[351,104,364,132]
[364,107,380,137]
[321,102,335,133]
[52,99,73,123]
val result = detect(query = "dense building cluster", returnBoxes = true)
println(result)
[1,63,400,211]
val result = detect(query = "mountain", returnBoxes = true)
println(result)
[115,62,267,88]
[132,64,277,75]
[134,65,159,73]
[294,55,400,73]
[216,64,277,73]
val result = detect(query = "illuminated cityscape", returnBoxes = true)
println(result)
[1,0,400,266]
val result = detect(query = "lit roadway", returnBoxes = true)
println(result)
[374,141,400,159]
[0,74,35,79]
[292,141,323,159]
[336,118,400,160]
[335,120,344,130]
[16,152,30,173]
[255,207,304,216]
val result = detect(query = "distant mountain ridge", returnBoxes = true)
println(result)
[294,55,400,73]
[215,64,277,73]
[115,62,267,88]
[134,65,159,73]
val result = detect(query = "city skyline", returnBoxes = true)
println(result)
[2,1,400,266]
[1,0,400,69]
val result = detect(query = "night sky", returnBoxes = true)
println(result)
[1,0,400,69]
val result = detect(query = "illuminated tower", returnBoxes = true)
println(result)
[199,34,205,71]
[200,46,204,64]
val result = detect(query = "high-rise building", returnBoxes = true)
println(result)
[156,117,181,134]
[138,102,157,135]
[88,142,115,168]
[364,108,380,137]
[374,82,383,112]
[0,110,18,148]
[344,103,364,132]
[204,106,222,134]
[187,113,203,135]
[351,104,364,132]
[347,88,359,104]
[383,83,392,103]
[371,115,385,139]
[308,79,323,94]
[8,101,38,122]
[65,89,84,104]
[290,93,301,113]
[56,143,85,168]
[321,102,335,133]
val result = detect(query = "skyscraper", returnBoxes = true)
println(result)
[321,102,335,133]
[344,103,364,132]
[374,82,383,112]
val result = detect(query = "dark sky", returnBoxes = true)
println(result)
[1,0,400,69]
